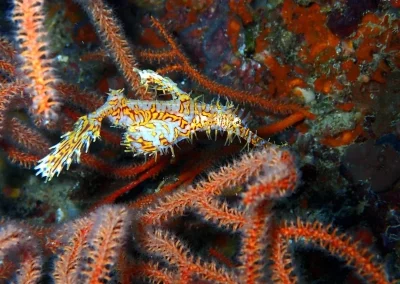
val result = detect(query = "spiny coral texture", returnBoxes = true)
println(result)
[73,0,144,98]
[0,0,397,283]
[0,223,42,283]
[12,0,60,123]
[0,147,390,283]
[52,217,94,283]
[0,83,27,135]
[74,206,129,283]
[271,219,389,284]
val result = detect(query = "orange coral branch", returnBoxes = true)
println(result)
[0,224,25,259]
[243,150,298,206]
[74,0,149,99]
[131,262,175,284]
[9,118,51,155]
[141,147,279,226]
[257,112,305,137]
[270,232,295,284]
[14,253,42,284]
[53,217,94,284]
[208,248,236,269]
[144,229,236,284]
[0,60,16,77]
[79,205,129,284]
[130,145,241,211]
[0,37,16,59]
[239,200,271,283]
[0,83,27,134]
[272,219,389,284]
[0,261,15,281]
[0,142,40,168]
[109,158,160,179]
[12,0,61,123]
[54,83,105,112]
[79,49,109,62]
[91,157,169,209]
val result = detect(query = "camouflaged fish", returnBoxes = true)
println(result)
[35,68,268,181]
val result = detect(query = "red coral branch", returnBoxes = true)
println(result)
[271,219,389,284]
[131,262,176,284]
[0,142,40,168]
[91,156,170,209]
[78,205,130,283]
[143,229,236,284]
[12,0,61,123]
[13,253,42,284]
[141,147,277,227]
[0,37,16,59]
[239,200,272,283]
[53,217,94,284]
[73,0,149,99]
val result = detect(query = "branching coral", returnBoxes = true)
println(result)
[12,0,61,124]
[0,0,397,283]
[0,147,390,283]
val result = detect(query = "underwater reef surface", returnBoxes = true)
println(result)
[0,0,399,283]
